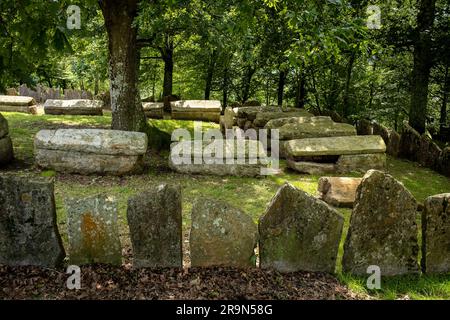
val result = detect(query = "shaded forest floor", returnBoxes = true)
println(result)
[1,112,450,300]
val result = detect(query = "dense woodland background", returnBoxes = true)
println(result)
[0,0,449,141]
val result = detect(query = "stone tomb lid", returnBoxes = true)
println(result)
[170,100,221,112]
[0,95,36,106]
[285,135,386,157]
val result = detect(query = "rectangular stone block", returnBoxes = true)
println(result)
[278,122,356,140]
[285,135,386,158]
[44,99,103,115]
[318,177,362,208]
[0,95,35,106]
[66,194,121,265]
[143,102,164,119]
[127,184,183,268]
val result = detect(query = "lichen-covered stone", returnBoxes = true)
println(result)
[343,170,419,276]
[34,129,148,175]
[336,153,386,173]
[127,184,182,268]
[0,136,13,165]
[44,99,103,115]
[318,177,362,208]
[356,119,373,135]
[265,116,332,130]
[259,183,344,273]
[278,121,356,140]
[253,110,313,128]
[422,194,450,274]
[190,198,258,267]
[66,194,121,265]
[0,174,65,267]
[285,135,386,158]
[143,102,164,119]
[0,113,8,139]
[0,95,36,114]
[170,100,221,122]
[286,159,337,175]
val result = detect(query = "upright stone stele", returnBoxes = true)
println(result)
[422,194,450,274]
[343,170,420,276]
[127,184,183,268]
[0,174,65,267]
[190,198,258,267]
[66,194,122,265]
[259,183,344,273]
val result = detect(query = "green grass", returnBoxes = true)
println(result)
[2,111,450,300]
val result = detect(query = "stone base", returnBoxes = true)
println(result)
[44,107,103,116]
[0,105,37,114]
[171,111,220,123]
[287,153,386,175]
[35,149,144,175]
[0,136,14,165]
[169,158,264,177]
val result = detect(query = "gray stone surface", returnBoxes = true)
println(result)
[190,198,258,267]
[169,158,264,177]
[0,113,8,139]
[0,174,65,267]
[44,99,103,115]
[35,149,143,175]
[318,177,362,208]
[278,121,357,140]
[0,95,35,106]
[35,129,148,156]
[343,170,419,276]
[253,110,314,127]
[286,159,337,175]
[264,116,332,130]
[34,129,148,175]
[66,194,121,265]
[285,135,386,158]
[127,184,182,268]
[143,102,164,119]
[422,193,450,274]
[336,153,386,173]
[259,183,344,273]
[0,136,14,165]
[171,100,221,112]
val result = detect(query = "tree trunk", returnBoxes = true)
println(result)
[295,70,306,109]
[223,66,229,110]
[440,65,449,136]
[409,0,437,134]
[277,70,287,106]
[99,0,147,132]
[242,66,255,103]
[204,50,217,100]
[342,52,356,118]
[161,35,174,98]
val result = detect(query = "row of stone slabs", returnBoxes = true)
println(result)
[0,171,448,275]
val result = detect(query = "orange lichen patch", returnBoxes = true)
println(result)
[80,211,108,263]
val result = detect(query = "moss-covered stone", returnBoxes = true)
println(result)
[259,183,343,273]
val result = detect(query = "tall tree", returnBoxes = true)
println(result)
[409,0,437,134]
[99,0,147,132]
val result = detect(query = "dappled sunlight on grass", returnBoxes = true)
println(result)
[2,113,450,299]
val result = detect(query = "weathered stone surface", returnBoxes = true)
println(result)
[0,174,65,267]
[438,147,450,177]
[0,105,37,114]
[223,107,237,129]
[387,130,400,157]
[259,183,343,273]
[0,113,8,139]
[0,136,14,165]
[190,198,258,267]
[44,99,103,115]
[318,177,362,208]
[127,184,182,268]
[399,121,421,162]
[169,159,264,177]
[343,170,419,276]
[286,159,337,175]
[356,119,373,135]
[0,95,35,106]
[418,135,442,169]
[143,102,164,119]
[170,100,221,122]
[265,116,332,130]
[278,121,357,140]
[35,129,148,156]
[66,194,121,265]
[336,153,386,173]
[253,110,314,128]
[422,194,450,274]
[285,135,386,158]
[35,149,143,175]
